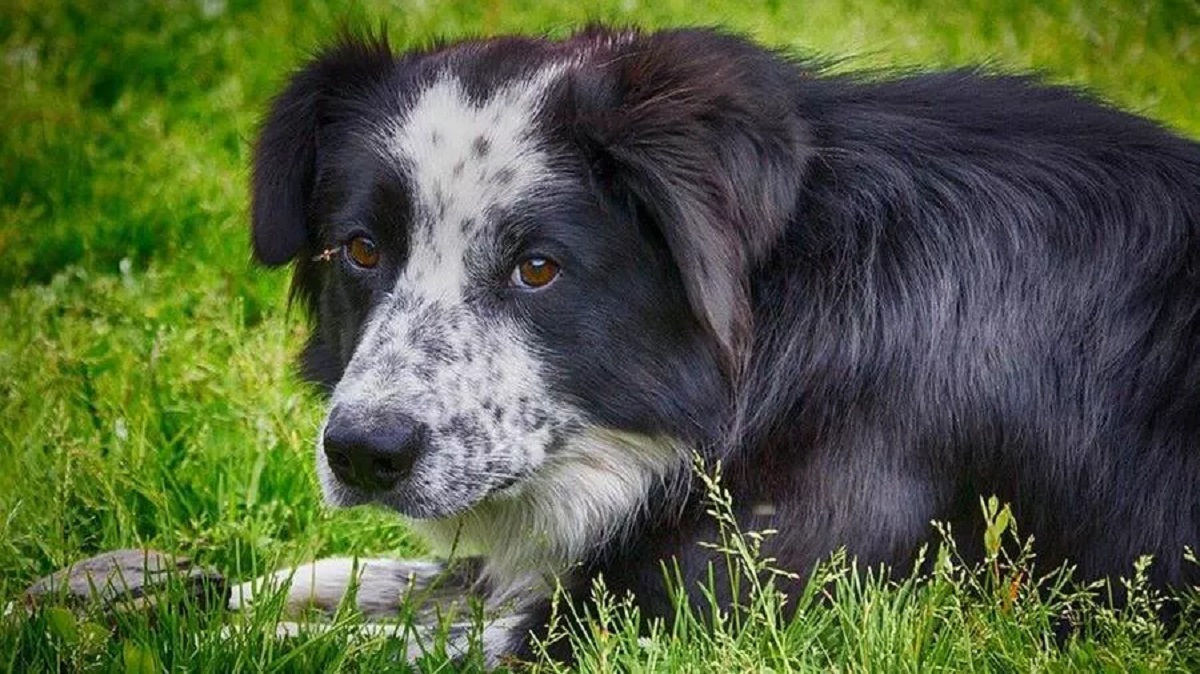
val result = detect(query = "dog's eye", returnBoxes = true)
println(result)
[344,236,380,269]
[511,257,561,289]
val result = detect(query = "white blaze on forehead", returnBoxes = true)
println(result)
[384,66,566,302]
[323,66,577,519]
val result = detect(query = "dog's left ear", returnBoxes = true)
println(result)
[570,29,812,375]
[251,35,395,266]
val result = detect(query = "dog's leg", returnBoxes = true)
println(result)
[227,556,481,620]
[263,613,532,666]
[227,556,531,665]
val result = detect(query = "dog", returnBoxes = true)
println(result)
[241,25,1200,664]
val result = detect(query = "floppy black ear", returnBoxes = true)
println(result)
[251,35,395,266]
[570,28,812,374]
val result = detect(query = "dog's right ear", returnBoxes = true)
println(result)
[567,28,811,378]
[251,36,395,266]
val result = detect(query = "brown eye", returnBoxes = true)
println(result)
[511,257,561,289]
[345,237,379,269]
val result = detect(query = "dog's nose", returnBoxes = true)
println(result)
[322,407,426,492]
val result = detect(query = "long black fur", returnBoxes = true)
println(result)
[251,26,1200,659]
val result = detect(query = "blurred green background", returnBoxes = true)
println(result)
[3,0,1196,293]
[0,0,1197,669]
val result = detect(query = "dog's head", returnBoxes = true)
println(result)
[250,28,809,524]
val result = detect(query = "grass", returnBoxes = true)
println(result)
[1,0,1197,670]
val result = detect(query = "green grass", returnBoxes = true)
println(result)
[1,0,1198,670]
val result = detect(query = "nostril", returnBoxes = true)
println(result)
[322,431,357,486]
[326,446,352,471]
[372,453,415,481]
[371,456,393,476]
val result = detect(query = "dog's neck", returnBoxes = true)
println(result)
[409,428,691,605]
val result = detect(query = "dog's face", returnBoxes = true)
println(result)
[251,29,809,526]
[298,63,717,519]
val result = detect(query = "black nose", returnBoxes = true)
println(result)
[322,407,427,492]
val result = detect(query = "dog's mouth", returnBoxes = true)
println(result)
[491,474,522,492]
[377,471,532,519]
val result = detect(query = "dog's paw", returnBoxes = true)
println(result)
[17,549,226,615]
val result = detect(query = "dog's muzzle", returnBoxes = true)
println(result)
[322,406,428,492]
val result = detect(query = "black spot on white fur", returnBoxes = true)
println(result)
[471,135,491,157]
[250,26,1200,664]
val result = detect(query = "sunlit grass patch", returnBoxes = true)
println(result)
[525,464,1200,672]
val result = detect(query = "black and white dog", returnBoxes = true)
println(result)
[243,26,1200,663]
